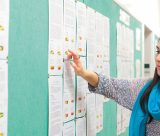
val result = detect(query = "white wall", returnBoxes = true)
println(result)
[114,0,160,36]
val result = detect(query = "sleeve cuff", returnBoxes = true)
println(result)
[88,73,104,93]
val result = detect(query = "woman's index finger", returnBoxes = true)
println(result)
[68,49,79,59]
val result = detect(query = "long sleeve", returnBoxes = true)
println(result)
[88,73,150,110]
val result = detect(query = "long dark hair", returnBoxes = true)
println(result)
[140,68,160,123]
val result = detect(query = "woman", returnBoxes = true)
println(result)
[67,39,160,136]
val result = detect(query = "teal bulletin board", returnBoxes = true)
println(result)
[8,0,142,136]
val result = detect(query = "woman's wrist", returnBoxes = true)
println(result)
[80,69,99,87]
[80,69,88,79]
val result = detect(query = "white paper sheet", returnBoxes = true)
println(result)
[64,0,76,58]
[48,0,63,75]
[63,61,75,94]
[0,60,8,136]
[103,16,110,62]
[76,57,87,117]
[48,76,63,136]
[102,61,110,78]
[119,9,130,26]
[95,12,109,73]
[136,28,141,51]
[116,22,134,78]
[117,105,122,135]
[76,1,87,56]
[63,121,75,136]
[0,0,9,13]
[76,117,86,136]
[63,61,75,122]
[86,7,96,71]
[116,22,133,135]
[95,94,103,132]
[87,94,96,136]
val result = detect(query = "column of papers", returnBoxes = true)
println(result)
[86,7,96,72]
[0,0,9,59]
[0,0,9,135]
[48,1,111,135]
[87,94,96,136]
[116,22,134,135]
[48,0,63,75]
[0,61,8,136]
[76,57,87,118]
[63,0,76,58]
[48,76,63,136]
[63,61,75,122]
[76,1,87,56]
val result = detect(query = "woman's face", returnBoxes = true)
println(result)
[155,41,160,76]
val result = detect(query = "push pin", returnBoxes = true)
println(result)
[0,46,4,51]
[0,25,4,31]
[50,66,54,70]
[50,50,54,55]
[78,97,82,101]
[79,36,82,40]
[65,101,69,104]
[65,51,69,55]
[0,132,3,136]
[78,109,81,113]
[78,48,82,53]
[65,37,69,42]
[71,39,74,43]
[65,113,69,118]
[0,112,4,118]
[57,51,61,55]
[58,66,62,70]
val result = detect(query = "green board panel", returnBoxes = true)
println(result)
[8,0,49,136]
[8,0,142,136]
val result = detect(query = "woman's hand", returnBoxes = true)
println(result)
[67,49,86,76]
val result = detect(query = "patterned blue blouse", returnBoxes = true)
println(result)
[88,73,160,136]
